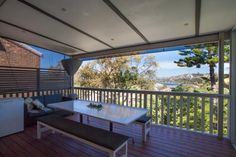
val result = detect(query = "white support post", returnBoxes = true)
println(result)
[218,32,224,139]
[230,30,236,148]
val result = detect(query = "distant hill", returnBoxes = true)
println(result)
[157,73,209,85]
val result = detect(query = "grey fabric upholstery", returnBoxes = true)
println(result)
[28,108,54,117]
[38,115,129,150]
[31,96,44,104]
[136,115,151,123]
[44,94,63,105]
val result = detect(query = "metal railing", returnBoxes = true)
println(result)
[74,87,231,138]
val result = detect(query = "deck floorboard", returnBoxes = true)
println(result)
[0,116,235,157]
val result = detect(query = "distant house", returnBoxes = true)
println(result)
[0,38,42,68]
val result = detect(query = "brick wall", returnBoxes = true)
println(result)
[0,38,41,68]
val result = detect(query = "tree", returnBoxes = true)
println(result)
[174,43,229,90]
[75,55,158,90]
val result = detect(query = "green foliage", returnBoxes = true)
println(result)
[75,55,158,90]
[174,43,230,90]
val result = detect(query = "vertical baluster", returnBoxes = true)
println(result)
[126,92,129,106]
[144,93,147,109]
[173,96,176,127]
[114,91,117,104]
[150,94,153,118]
[111,91,113,103]
[107,91,109,103]
[180,95,183,128]
[186,96,190,130]
[161,95,164,125]
[93,90,95,101]
[99,90,101,102]
[135,93,138,108]
[201,97,205,133]
[131,92,133,107]
[139,94,142,108]
[209,97,213,134]
[155,94,158,124]
[118,92,121,105]
[194,96,198,131]
[83,89,85,100]
[122,92,124,105]
[167,95,170,126]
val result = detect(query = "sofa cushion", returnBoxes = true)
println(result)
[31,96,45,104]
[24,97,34,111]
[28,109,45,117]
[28,107,54,117]
[32,99,45,110]
[44,94,63,105]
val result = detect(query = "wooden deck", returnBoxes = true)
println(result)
[0,116,236,157]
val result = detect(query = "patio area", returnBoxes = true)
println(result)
[1,0,236,156]
[1,117,236,157]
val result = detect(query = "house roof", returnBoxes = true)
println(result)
[0,0,235,58]
[11,40,42,57]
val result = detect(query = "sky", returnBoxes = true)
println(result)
[30,45,68,69]
[30,45,229,78]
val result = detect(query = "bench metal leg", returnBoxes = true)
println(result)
[109,122,113,132]
[87,116,90,124]
[80,114,83,123]
[140,120,151,142]
[110,141,128,157]
[37,122,41,139]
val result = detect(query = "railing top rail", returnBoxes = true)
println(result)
[75,87,230,98]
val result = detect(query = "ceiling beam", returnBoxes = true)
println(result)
[73,32,230,59]
[0,0,7,7]
[103,0,149,43]
[18,0,113,48]
[0,20,87,52]
[195,0,201,36]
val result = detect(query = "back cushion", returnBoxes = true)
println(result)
[44,94,62,105]
[31,96,45,105]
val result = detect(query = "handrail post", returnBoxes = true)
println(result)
[36,68,40,96]
[218,32,224,139]
[144,93,147,109]
[230,30,236,144]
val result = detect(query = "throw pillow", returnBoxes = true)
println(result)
[32,99,45,110]
[24,97,34,111]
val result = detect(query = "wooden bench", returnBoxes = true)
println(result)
[37,115,129,157]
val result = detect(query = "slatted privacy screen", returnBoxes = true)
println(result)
[0,66,71,93]
[74,87,230,137]
[40,69,71,90]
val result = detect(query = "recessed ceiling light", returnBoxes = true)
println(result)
[61,8,67,12]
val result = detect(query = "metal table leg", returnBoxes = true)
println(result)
[109,122,113,132]
[80,114,83,123]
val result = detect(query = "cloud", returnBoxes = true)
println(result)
[158,61,181,70]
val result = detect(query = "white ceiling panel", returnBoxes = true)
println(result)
[200,0,236,34]
[110,0,195,42]
[0,0,109,52]
[24,0,145,48]
[0,22,82,55]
